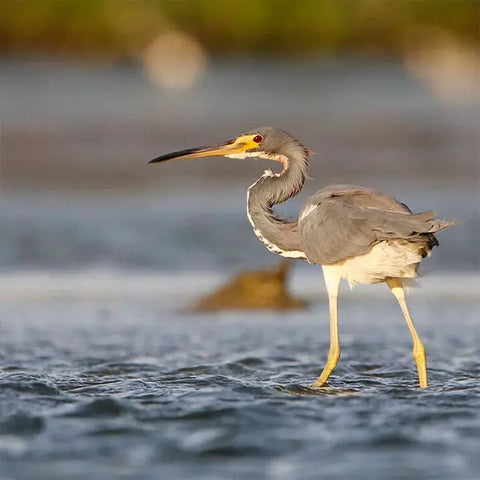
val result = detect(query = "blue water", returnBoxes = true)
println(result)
[1,58,479,479]
[0,192,476,273]
[1,295,479,480]
[0,189,479,479]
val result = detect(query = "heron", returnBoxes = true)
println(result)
[150,127,454,388]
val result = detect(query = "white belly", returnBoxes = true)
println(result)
[337,240,424,285]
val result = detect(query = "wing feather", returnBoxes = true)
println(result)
[298,185,452,265]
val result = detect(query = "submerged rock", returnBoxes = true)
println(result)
[191,260,305,312]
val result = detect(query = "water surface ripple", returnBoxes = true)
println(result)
[0,297,479,480]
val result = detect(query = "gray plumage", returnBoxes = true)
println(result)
[243,128,453,271]
[298,185,450,266]
[150,126,456,388]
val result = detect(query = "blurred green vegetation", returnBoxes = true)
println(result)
[2,0,479,59]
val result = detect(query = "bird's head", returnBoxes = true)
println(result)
[149,127,311,168]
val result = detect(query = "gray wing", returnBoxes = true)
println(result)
[298,185,450,265]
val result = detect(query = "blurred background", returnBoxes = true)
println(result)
[1,0,479,287]
[1,5,479,478]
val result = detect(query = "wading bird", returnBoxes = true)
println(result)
[150,127,454,388]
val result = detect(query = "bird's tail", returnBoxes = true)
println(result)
[404,211,458,254]
[422,211,459,233]
[417,211,458,256]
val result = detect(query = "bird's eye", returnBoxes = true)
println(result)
[253,135,263,144]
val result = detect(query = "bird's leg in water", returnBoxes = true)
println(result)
[386,278,428,388]
[311,265,342,388]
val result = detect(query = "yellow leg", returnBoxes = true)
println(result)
[311,265,342,388]
[386,278,428,388]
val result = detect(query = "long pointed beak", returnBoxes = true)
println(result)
[149,135,258,164]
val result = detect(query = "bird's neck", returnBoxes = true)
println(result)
[247,151,308,259]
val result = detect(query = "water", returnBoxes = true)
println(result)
[1,294,479,480]
[0,192,477,273]
[1,59,479,479]
[3,59,479,191]
[0,190,478,480]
